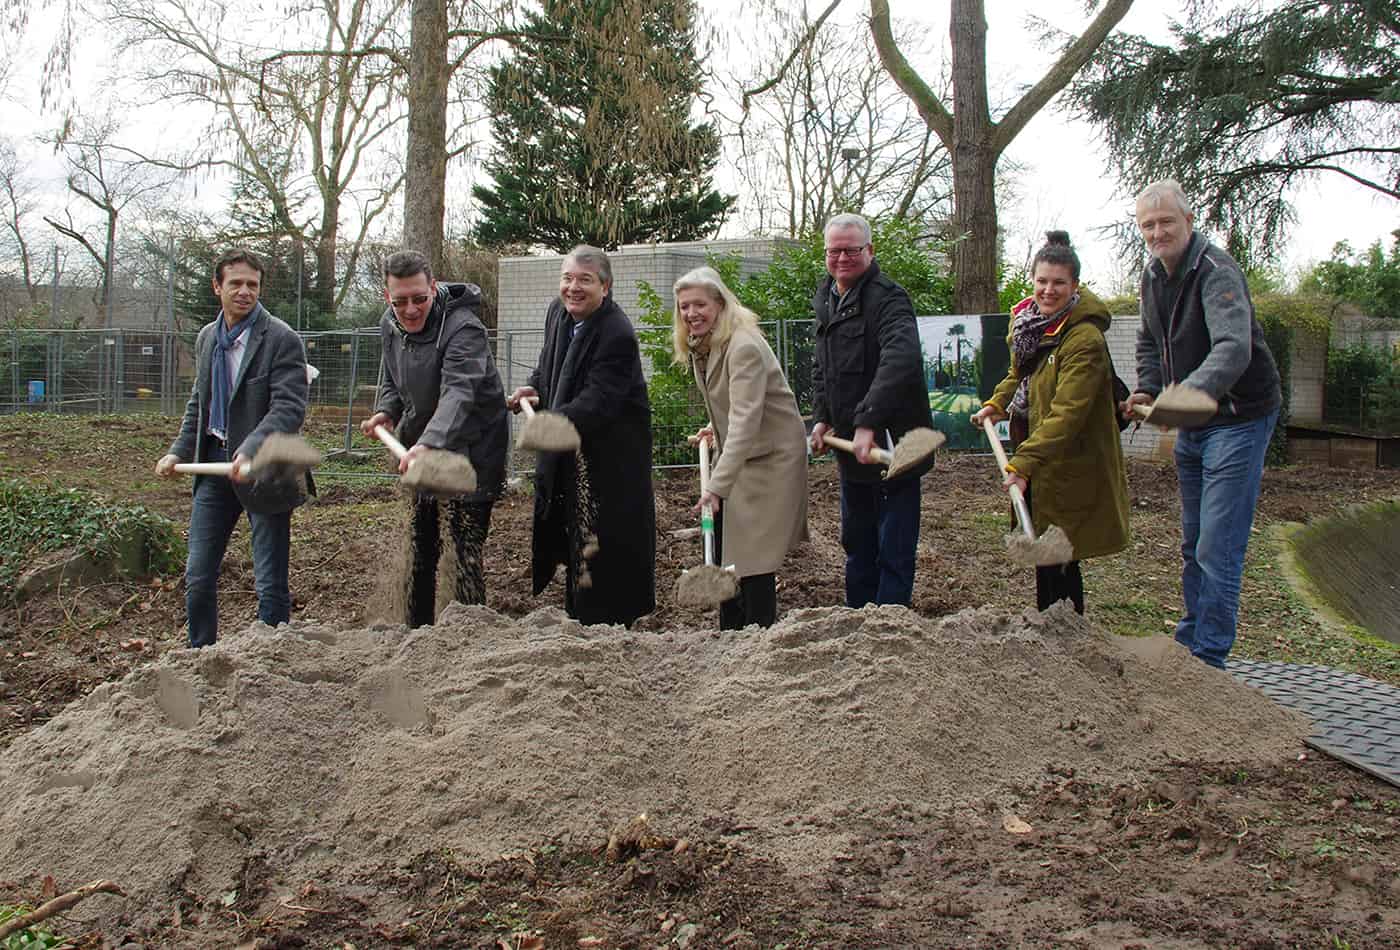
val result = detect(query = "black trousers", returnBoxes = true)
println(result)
[1036,561,1084,614]
[1022,484,1084,614]
[713,508,778,629]
[406,495,493,627]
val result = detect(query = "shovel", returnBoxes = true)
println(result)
[1128,383,1218,429]
[518,396,581,453]
[675,436,739,607]
[980,417,1073,567]
[173,432,321,483]
[372,424,477,495]
[821,427,946,479]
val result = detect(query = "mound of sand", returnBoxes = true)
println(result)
[0,603,1305,935]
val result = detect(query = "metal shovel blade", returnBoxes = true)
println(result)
[884,427,947,479]
[400,449,477,496]
[675,563,739,607]
[1132,383,1218,429]
[518,411,582,453]
[245,433,321,483]
[1005,523,1074,567]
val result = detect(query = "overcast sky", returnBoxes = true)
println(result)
[3,0,1395,292]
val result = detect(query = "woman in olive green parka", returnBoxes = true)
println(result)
[971,231,1129,613]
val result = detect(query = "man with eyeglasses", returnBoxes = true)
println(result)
[809,213,935,608]
[360,250,509,627]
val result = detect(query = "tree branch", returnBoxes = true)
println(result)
[739,0,845,113]
[991,0,1134,155]
[869,0,953,149]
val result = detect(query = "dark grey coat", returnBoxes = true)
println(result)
[1136,232,1281,426]
[169,305,310,515]
[375,282,508,500]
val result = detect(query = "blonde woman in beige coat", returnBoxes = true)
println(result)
[673,267,809,629]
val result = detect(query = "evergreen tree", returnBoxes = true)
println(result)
[1070,0,1400,265]
[473,0,734,252]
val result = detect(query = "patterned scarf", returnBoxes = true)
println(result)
[688,334,711,381]
[1008,292,1078,420]
[209,303,262,440]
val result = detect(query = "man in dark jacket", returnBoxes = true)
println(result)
[156,248,310,647]
[508,245,656,627]
[1124,180,1281,669]
[810,213,935,608]
[360,250,509,627]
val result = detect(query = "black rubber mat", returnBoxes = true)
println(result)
[1232,658,1400,789]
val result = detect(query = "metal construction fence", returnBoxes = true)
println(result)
[0,321,820,471]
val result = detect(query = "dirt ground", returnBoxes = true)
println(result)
[1,411,1399,948]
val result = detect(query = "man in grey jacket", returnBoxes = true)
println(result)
[156,248,310,647]
[360,250,509,626]
[1124,180,1281,669]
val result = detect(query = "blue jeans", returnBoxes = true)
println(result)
[839,474,921,608]
[1173,411,1278,669]
[185,447,292,648]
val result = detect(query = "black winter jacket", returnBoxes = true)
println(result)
[375,282,509,500]
[811,261,935,482]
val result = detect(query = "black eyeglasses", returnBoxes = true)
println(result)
[824,245,869,260]
[389,294,432,310]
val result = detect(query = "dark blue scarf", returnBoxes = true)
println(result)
[209,303,261,440]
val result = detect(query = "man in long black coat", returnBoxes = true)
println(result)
[508,245,656,627]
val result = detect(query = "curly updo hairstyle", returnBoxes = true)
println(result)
[1031,230,1081,282]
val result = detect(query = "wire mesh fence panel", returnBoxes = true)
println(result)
[495,327,547,481]
[4,319,828,472]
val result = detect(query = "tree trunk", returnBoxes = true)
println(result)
[949,0,997,314]
[316,196,339,322]
[403,0,448,276]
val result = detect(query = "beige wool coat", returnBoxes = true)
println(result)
[693,324,809,577]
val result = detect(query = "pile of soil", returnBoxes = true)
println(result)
[0,600,1305,940]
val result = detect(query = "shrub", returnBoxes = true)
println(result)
[0,479,185,600]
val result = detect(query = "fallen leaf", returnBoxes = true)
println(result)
[40,874,57,899]
[120,639,149,652]
[1002,814,1033,835]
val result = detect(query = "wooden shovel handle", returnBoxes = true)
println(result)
[372,424,409,461]
[820,433,892,466]
[172,461,251,478]
[980,417,1036,541]
[520,396,538,419]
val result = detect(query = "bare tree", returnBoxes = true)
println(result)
[729,15,952,236]
[0,137,45,309]
[743,0,1134,312]
[110,0,409,318]
[42,115,178,326]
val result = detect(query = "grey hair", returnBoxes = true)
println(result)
[1135,180,1194,217]
[824,213,872,244]
[563,245,612,287]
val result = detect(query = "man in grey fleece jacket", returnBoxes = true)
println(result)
[360,250,509,627]
[1123,180,1281,670]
